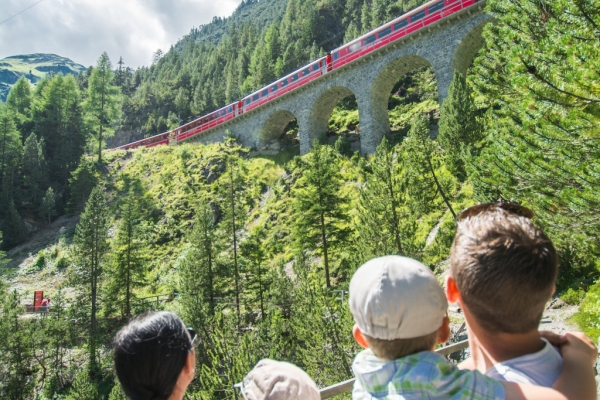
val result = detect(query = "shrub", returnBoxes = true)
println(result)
[33,251,46,270]
[55,256,69,270]
[573,281,600,343]
[560,287,586,305]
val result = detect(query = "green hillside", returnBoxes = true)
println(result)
[0,54,86,102]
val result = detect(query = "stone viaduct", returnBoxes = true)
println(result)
[182,1,491,155]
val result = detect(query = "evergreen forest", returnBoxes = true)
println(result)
[0,0,598,398]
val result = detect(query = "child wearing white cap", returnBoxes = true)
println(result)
[238,359,320,400]
[349,255,597,399]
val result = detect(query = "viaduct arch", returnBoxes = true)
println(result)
[182,2,491,155]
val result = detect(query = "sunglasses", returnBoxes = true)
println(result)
[457,202,535,221]
[187,327,198,347]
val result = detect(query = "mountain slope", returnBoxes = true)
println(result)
[0,53,86,102]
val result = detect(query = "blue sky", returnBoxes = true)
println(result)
[0,0,242,69]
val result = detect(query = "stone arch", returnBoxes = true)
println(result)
[452,19,491,75]
[258,109,298,149]
[307,85,358,150]
[368,54,434,144]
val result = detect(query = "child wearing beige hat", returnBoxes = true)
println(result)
[349,255,597,399]
[238,359,320,400]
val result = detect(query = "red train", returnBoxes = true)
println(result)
[116,0,476,151]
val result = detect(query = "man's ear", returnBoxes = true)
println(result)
[183,350,196,380]
[437,316,451,344]
[353,324,369,349]
[445,275,461,304]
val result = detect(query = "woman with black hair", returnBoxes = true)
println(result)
[113,311,197,400]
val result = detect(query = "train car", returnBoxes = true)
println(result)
[242,56,328,113]
[331,0,477,69]
[116,131,170,151]
[175,102,240,142]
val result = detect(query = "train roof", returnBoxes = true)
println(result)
[331,0,438,52]
[243,55,328,100]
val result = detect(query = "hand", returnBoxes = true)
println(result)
[539,330,567,346]
[555,331,597,367]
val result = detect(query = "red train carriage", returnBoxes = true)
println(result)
[116,131,170,151]
[241,57,328,113]
[331,0,477,69]
[175,102,240,142]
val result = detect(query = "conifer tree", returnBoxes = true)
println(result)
[0,105,22,193]
[437,71,483,180]
[69,158,99,213]
[179,203,218,327]
[6,77,33,138]
[292,142,350,288]
[241,227,268,321]
[84,52,122,164]
[0,290,34,399]
[1,199,27,248]
[403,114,457,218]
[471,0,600,243]
[43,289,70,397]
[218,155,248,325]
[106,190,146,317]
[358,138,414,258]
[22,134,47,211]
[40,187,56,225]
[71,186,110,373]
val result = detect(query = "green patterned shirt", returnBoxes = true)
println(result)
[352,349,505,399]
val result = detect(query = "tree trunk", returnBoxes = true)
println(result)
[320,211,330,288]
[230,168,241,326]
[425,155,457,219]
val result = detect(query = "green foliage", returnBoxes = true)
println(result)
[334,135,353,157]
[69,157,100,213]
[40,187,56,224]
[573,281,600,343]
[84,52,122,164]
[437,71,483,180]
[70,185,111,371]
[22,133,47,212]
[292,142,350,287]
[560,287,586,306]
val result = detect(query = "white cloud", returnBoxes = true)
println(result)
[0,0,242,68]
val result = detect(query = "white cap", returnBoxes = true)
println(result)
[240,359,320,400]
[349,256,447,340]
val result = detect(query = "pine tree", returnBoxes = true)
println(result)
[471,0,600,246]
[358,138,415,259]
[1,199,27,248]
[292,142,350,288]
[106,190,146,317]
[68,158,99,213]
[218,155,248,325]
[179,203,218,327]
[403,114,457,219]
[22,134,47,212]
[6,77,33,138]
[84,52,122,164]
[0,105,22,194]
[42,289,70,397]
[437,71,483,180]
[0,290,34,399]
[40,187,56,224]
[70,186,110,373]
[240,227,268,321]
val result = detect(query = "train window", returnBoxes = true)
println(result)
[411,9,426,21]
[333,52,339,60]
[303,68,310,76]
[246,98,251,105]
[428,0,444,13]
[291,74,299,82]
[364,34,376,45]
[313,64,319,71]
[271,84,278,91]
[227,106,232,113]
[378,27,392,38]
[221,110,226,116]
[393,19,408,30]
[253,94,259,101]
[262,89,269,97]
[281,79,288,86]
[349,42,361,52]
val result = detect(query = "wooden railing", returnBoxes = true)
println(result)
[319,339,470,399]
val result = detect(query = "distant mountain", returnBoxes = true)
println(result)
[0,53,86,102]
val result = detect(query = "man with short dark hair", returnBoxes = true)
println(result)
[446,203,563,386]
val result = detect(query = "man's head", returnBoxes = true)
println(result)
[349,256,450,360]
[448,203,558,334]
